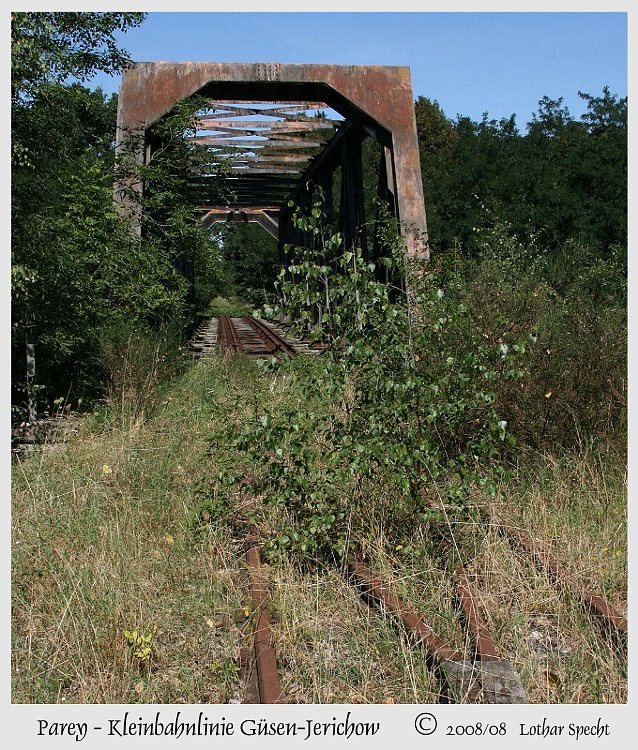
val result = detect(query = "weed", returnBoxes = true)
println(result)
[124,626,158,664]
[10,194,626,703]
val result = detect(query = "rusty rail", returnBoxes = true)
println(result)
[231,514,620,703]
[241,315,297,357]
[348,561,527,703]
[246,546,283,704]
[213,315,297,357]
[493,515,628,639]
[218,315,244,354]
[348,561,480,702]
[456,568,501,662]
[455,567,527,703]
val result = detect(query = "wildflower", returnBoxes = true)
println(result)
[395,545,404,551]
[102,464,112,475]
[164,535,174,546]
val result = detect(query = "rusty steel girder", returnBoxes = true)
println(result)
[116,61,429,261]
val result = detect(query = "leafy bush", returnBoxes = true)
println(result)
[462,225,627,451]
[237,193,528,565]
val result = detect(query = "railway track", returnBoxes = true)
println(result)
[188,316,626,704]
[191,315,310,358]
[233,506,626,705]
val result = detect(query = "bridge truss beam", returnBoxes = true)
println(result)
[116,62,429,282]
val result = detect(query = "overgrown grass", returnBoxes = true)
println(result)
[11,352,627,704]
[202,296,254,318]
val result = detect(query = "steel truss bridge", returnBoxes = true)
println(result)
[115,62,429,288]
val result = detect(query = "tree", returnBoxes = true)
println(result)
[11,12,145,104]
[115,96,232,318]
[413,89,627,260]
[11,12,146,412]
[575,88,627,253]
[414,97,459,252]
[217,223,280,305]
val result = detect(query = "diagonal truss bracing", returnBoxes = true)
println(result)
[116,62,429,261]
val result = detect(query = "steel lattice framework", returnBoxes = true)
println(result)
[116,62,429,268]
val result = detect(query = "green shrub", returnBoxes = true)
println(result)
[237,193,527,565]
[460,231,626,451]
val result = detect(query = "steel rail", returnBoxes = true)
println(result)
[455,566,527,703]
[241,315,297,357]
[246,546,284,704]
[231,519,614,703]
[218,315,244,354]
[348,561,481,702]
[455,567,501,661]
[493,515,628,639]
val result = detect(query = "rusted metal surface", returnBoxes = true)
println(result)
[456,568,500,661]
[495,516,628,637]
[349,561,529,703]
[456,567,528,704]
[242,316,297,357]
[348,562,480,702]
[191,316,313,358]
[349,562,459,661]
[246,546,283,704]
[116,62,429,260]
[190,102,338,209]
[220,316,290,357]
[217,315,244,354]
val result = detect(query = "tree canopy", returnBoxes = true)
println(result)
[11,12,145,104]
[415,89,627,260]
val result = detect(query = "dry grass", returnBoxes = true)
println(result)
[11,354,627,704]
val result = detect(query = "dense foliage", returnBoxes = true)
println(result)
[237,179,626,565]
[416,90,627,260]
[12,14,140,409]
[414,93,627,453]
[212,223,280,307]
[11,13,224,414]
[236,194,530,562]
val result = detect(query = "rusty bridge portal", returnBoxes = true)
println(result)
[116,62,429,289]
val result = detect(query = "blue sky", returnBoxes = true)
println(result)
[87,8,629,127]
